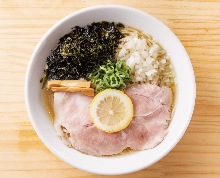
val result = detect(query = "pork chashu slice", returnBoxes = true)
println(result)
[54,84,172,156]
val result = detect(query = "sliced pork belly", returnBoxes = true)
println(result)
[124,108,170,150]
[54,92,93,147]
[125,83,172,106]
[124,84,171,150]
[54,84,172,156]
[54,92,126,156]
[71,126,126,156]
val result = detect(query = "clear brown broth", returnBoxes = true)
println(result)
[42,86,55,121]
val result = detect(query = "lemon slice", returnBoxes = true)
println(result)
[90,89,133,133]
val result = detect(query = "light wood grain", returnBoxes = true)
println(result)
[0,0,220,177]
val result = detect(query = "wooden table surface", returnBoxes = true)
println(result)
[1,0,220,177]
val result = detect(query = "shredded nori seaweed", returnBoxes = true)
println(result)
[44,21,124,81]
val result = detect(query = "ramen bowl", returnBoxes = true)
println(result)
[25,5,196,175]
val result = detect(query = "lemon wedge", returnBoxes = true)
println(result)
[90,89,133,133]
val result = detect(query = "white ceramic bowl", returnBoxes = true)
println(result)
[25,5,196,175]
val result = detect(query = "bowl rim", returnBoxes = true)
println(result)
[25,4,196,175]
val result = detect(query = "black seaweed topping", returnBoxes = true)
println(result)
[44,21,124,80]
